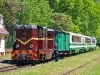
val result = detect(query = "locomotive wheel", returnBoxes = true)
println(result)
[40,54,45,61]
[40,54,43,61]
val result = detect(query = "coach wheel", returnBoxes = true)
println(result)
[92,48,94,51]
[79,49,82,53]
[71,50,75,54]
[84,49,86,52]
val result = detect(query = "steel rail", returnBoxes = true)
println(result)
[0,64,31,73]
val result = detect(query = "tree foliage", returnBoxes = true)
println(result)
[0,0,22,48]
[48,0,100,37]
[17,0,52,27]
[51,12,74,31]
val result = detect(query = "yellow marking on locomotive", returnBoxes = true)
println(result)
[11,53,15,57]
[34,38,38,40]
[11,50,19,57]
[11,54,14,58]
[16,38,34,45]
[47,38,53,40]
[11,53,19,60]
[14,56,19,60]
[16,38,53,45]
[22,50,28,54]
[34,53,37,57]
[38,38,53,40]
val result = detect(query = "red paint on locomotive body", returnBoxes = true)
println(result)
[11,50,38,60]
[37,26,54,60]
[11,25,55,62]
[48,29,55,49]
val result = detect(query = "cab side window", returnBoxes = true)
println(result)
[39,28,43,38]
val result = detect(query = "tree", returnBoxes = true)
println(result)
[48,0,100,37]
[0,0,22,48]
[17,0,52,27]
[51,12,74,31]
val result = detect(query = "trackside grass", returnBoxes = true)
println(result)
[0,53,11,60]
[0,49,11,60]
[0,49,12,68]
[72,56,100,75]
[1,47,100,75]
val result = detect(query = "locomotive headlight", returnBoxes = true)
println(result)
[16,44,19,48]
[29,45,33,49]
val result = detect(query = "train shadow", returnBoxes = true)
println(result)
[0,60,16,64]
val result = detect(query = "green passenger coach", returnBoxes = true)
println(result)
[55,30,97,55]
[91,37,96,50]
[55,31,70,55]
[69,32,84,54]
[84,36,92,51]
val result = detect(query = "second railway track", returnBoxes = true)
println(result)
[0,64,31,73]
[63,56,99,75]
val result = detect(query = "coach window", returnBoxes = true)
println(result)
[72,36,77,42]
[72,36,81,43]
[85,38,91,43]
[92,39,95,43]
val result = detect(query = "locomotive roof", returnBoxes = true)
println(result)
[16,25,37,29]
[47,28,54,31]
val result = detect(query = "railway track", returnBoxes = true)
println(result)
[0,64,31,73]
[63,56,98,75]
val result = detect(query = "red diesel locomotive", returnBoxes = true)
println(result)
[11,25,55,63]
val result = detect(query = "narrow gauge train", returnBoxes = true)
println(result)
[11,25,97,63]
